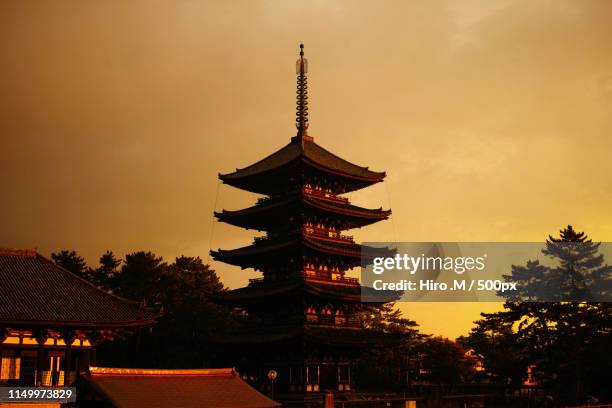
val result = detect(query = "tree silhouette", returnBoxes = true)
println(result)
[50,248,235,368]
[417,337,475,389]
[464,226,612,405]
[91,250,121,289]
[51,250,90,280]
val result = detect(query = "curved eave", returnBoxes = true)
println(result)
[306,281,401,303]
[0,317,160,329]
[208,325,303,345]
[219,158,384,190]
[210,237,300,268]
[302,236,362,259]
[300,156,385,183]
[305,197,391,221]
[218,139,387,194]
[213,280,396,305]
[208,325,401,347]
[304,325,402,347]
[211,235,393,270]
[212,281,302,304]
[218,142,299,181]
[304,237,394,261]
[215,197,390,231]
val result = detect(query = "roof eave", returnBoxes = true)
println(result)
[0,317,159,329]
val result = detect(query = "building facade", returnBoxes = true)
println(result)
[0,249,158,387]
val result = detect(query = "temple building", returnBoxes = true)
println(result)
[0,248,159,387]
[211,45,398,398]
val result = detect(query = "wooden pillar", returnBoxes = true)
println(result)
[34,330,49,386]
[64,344,72,385]
[88,331,102,366]
[36,342,45,386]
[63,331,74,386]
[90,346,97,366]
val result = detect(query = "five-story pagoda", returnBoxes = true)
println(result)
[211,45,396,397]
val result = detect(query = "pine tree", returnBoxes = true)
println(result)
[92,250,121,290]
[464,226,611,405]
[51,249,91,280]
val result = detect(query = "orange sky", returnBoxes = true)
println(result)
[1,0,612,338]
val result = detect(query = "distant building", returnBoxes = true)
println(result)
[0,249,159,387]
[464,348,486,372]
[76,367,280,408]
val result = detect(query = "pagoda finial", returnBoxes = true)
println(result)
[296,43,309,136]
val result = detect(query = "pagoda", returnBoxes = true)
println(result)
[211,45,396,397]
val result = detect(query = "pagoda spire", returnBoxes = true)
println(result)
[295,43,309,136]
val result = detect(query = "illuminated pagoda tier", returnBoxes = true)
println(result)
[211,45,397,398]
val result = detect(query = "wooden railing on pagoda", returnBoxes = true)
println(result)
[302,186,349,204]
[302,226,353,242]
[302,269,359,284]
[248,270,359,286]
[252,228,353,243]
[305,311,361,328]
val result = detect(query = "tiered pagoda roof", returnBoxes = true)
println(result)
[210,325,401,347]
[213,279,398,305]
[219,136,386,195]
[215,190,390,231]
[211,232,393,271]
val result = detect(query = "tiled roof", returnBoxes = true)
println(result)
[215,192,390,231]
[211,235,394,273]
[213,280,400,304]
[81,367,279,408]
[219,137,385,182]
[304,325,402,347]
[209,325,400,347]
[0,249,159,327]
[306,196,391,219]
[211,234,393,268]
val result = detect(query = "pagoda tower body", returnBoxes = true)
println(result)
[211,45,395,398]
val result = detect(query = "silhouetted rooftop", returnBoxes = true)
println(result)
[0,248,159,327]
[80,367,279,408]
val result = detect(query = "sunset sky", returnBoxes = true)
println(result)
[2,0,612,338]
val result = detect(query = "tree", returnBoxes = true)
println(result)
[356,303,425,389]
[97,253,235,368]
[417,337,475,389]
[51,250,91,280]
[48,249,236,368]
[463,226,612,405]
[360,302,420,335]
[113,251,166,306]
[459,315,527,386]
[91,250,121,290]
